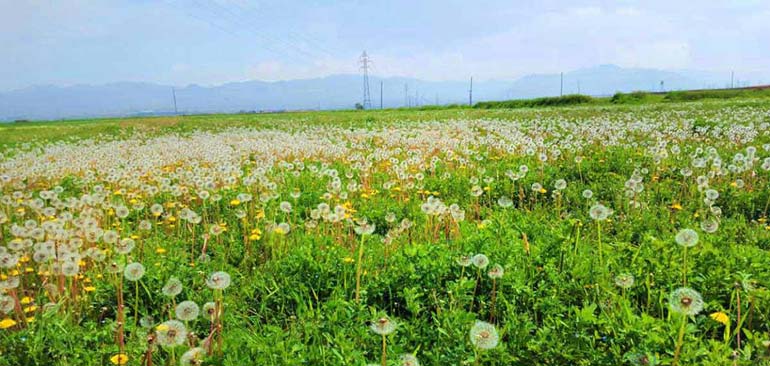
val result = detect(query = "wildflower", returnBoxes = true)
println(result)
[124,262,145,281]
[469,320,499,350]
[669,287,704,316]
[497,196,513,208]
[156,320,188,347]
[162,277,183,297]
[109,354,129,365]
[399,354,420,366]
[202,302,217,319]
[487,264,504,279]
[279,201,292,213]
[674,228,699,247]
[370,315,396,335]
[700,218,719,233]
[354,222,376,235]
[456,254,473,267]
[589,203,611,220]
[709,312,729,326]
[180,347,206,366]
[206,271,231,290]
[614,273,635,289]
[0,318,17,329]
[471,254,489,269]
[0,295,14,314]
[175,300,200,321]
[115,238,135,254]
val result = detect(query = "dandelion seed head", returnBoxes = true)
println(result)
[471,254,489,269]
[669,287,704,316]
[206,271,231,290]
[469,320,499,350]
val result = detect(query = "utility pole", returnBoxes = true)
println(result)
[172,87,178,115]
[468,76,473,106]
[404,84,409,107]
[359,51,372,109]
[380,81,383,109]
[559,72,563,96]
[731,71,735,89]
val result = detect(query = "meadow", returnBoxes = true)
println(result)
[1,99,770,365]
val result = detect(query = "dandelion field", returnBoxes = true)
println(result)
[1,100,770,365]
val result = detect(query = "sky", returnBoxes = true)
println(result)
[1,0,769,91]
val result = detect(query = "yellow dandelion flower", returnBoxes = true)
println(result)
[670,203,683,210]
[343,257,355,264]
[23,305,37,313]
[230,199,241,206]
[20,296,32,305]
[0,318,17,329]
[710,312,729,326]
[156,324,170,331]
[84,286,96,292]
[155,247,167,254]
[539,188,547,194]
[110,354,129,365]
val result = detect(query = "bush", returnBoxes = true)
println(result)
[474,94,594,109]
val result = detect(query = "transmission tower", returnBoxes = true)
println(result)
[359,51,372,109]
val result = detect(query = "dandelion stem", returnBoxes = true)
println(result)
[597,221,603,268]
[355,234,366,304]
[672,315,687,366]
[682,246,688,286]
[134,281,140,328]
[381,334,387,366]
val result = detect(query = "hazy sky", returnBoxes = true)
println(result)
[1,0,768,91]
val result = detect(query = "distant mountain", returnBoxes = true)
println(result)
[0,65,734,121]
[506,64,711,98]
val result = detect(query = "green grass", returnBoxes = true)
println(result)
[1,96,770,365]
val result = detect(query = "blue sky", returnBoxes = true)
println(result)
[1,0,769,91]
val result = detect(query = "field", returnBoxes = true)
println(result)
[1,99,770,365]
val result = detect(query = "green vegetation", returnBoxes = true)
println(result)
[1,98,770,365]
[474,94,595,109]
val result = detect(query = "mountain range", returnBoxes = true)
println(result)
[0,65,748,121]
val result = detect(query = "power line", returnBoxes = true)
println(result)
[468,76,473,106]
[172,87,178,115]
[404,83,409,107]
[360,51,372,109]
